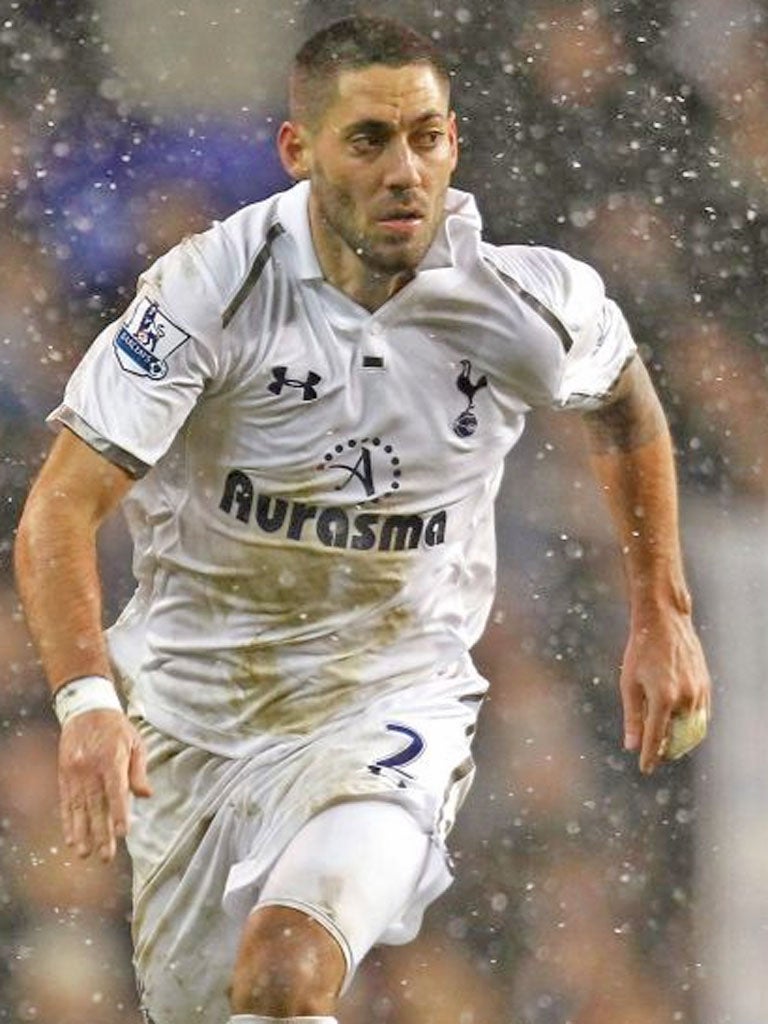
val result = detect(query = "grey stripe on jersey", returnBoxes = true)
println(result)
[484,258,575,353]
[221,221,285,329]
[56,405,151,479]
[567,350,637,405]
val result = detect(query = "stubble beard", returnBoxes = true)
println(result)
[313,175,439,277]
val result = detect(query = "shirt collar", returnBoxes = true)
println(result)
[275,180,483,281]
[276,181,323,280]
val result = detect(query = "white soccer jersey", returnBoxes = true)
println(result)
[50,181,635,754]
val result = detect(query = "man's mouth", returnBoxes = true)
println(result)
[376,210,426,234]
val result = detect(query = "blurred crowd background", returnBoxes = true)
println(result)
[1,1,766,1022]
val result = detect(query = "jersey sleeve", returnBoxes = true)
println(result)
[493,245,637,411]
[539,249,636,410]
[48,232,227,476]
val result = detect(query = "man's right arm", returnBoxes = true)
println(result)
[14,428,151,862]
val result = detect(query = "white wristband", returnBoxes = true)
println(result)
[53,675,123,727]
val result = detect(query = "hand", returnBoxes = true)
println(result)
[58,709,152,862]
[620,609,712,774]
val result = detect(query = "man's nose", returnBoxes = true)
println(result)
[382,138,422,190]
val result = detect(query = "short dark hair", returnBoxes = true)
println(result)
[290,15,451,127]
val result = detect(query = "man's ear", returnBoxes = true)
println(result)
[447,110,459,172]
[277,121,311,180]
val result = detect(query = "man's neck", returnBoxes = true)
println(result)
[309,205,413,313]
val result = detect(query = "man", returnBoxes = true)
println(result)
[14,15,711,1024]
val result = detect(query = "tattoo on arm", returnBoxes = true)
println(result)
[583,358,668,454]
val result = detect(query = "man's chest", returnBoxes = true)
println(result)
[198,311,524,509]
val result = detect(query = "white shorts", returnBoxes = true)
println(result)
[127,684,479,1024]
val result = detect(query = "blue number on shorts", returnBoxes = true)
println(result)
[369,723,425,785]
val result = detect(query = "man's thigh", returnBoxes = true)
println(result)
[128,691,477,1024]
[128,724,246,1024]
[255,798,449,988]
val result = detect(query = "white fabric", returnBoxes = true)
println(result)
[48,180,636,757]
[53,674,123,725]
[256,800,446,983]
[229,1017,337,1023]
[129,689,474,1024]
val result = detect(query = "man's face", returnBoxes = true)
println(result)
[285,63,458,276]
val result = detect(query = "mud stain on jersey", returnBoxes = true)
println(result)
[213,543,415,735]
[237,601,413,735]
[217,541,409,631]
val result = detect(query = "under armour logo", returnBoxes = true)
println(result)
[268,365,321,401]
[452,359,488,437]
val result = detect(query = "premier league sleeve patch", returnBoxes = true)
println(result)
[113,296,191,380]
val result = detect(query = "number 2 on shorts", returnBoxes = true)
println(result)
[369,723,425,784]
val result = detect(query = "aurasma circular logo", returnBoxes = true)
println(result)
[316,437,401,501]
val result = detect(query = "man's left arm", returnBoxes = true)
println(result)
[582,356,712,774]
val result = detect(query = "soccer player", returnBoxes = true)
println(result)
[14,15,711,1024]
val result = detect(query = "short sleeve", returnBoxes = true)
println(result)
[488,244,637,412]
[543,251,637,411]
[48,235,224,476]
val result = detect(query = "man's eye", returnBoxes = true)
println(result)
[416,130,445,148]
[350,135,385,152]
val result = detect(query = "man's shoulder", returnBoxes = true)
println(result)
[139,187,292,337]
[478,240,605,315]
[189,188,290,291]
[209,188,290,265]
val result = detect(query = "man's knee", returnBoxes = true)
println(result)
[229,905,346,1017]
